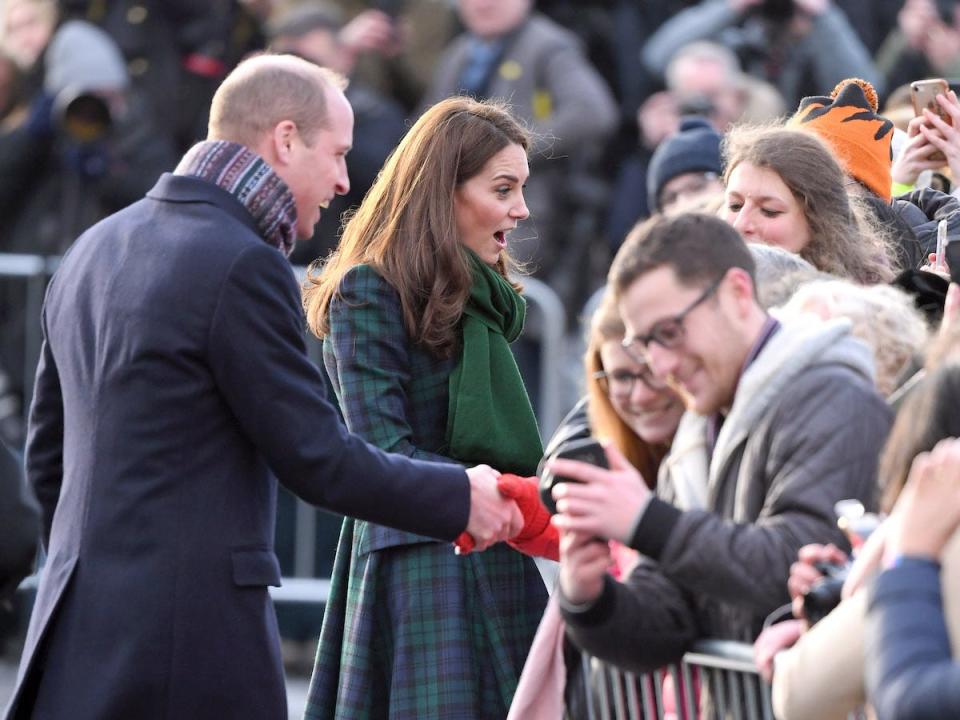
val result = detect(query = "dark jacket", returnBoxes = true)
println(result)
[4,174,471,720]
[867,558,960,720]
[563,319,892,672]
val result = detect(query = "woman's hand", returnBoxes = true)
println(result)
[786,543,848,621]
[753,620,806,683]
[916,91,960,180]
[558,529,612,606]
[889,438,960,560]
[892,116,946,185]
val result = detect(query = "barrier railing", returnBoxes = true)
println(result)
[581,641,865,720]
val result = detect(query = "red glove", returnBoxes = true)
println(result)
[499,474,559,561]
[453,474,559,560]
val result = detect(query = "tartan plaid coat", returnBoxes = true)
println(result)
[306,265,548,719]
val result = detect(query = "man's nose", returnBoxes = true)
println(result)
[645,343,678,381]
[335,161,350,196]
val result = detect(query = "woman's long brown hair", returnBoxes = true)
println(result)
[303,96,529,358]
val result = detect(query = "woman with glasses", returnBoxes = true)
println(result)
[509,290,686,717]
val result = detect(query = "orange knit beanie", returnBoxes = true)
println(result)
[789,78,894,202]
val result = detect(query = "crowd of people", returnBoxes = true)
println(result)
[3,0,960,719]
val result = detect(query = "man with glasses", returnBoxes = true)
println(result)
[549,212,891,670]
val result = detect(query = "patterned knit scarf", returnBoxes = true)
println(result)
[174,140,298,257]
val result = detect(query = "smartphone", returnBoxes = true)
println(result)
[538,438,609,515]
[911,78,951,163]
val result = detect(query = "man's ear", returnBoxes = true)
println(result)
[271,120,298,165]
[726,267,758,316]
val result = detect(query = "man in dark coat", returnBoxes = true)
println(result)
[4,54,519,720]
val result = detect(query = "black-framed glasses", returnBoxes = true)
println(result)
[621,273,725,358]
[593,365,667,396]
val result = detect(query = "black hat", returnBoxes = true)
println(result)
[647,116,723,212]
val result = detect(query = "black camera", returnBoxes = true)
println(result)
[538,438,608,515]
[801,561,851,626]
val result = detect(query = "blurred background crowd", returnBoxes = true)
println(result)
[4,1,960,711]
[1,0,959,450]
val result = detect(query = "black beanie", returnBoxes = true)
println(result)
[647,116,723,212]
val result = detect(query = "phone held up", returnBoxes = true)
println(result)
[911,78,951,163]
[538,438,608,515]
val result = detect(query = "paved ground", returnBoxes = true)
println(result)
[0,650,311,719]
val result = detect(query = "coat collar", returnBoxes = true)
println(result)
[146,173,261,237]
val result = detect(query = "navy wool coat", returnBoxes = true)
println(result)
[4,174,471,720]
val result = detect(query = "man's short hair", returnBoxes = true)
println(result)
[609,213,756,298]
[207,53,347,148]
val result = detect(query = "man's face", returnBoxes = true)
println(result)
[284,86,353,239]
[457,0,531,39]
[618,266,747,416]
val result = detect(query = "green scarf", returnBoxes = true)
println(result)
[446,252,543,476]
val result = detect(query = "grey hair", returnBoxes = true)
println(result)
[777,279,929,398]
[748,243,822,309]
[665,41,741,91]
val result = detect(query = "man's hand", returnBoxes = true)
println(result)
[559,529,611,606]
[550,444,650,543]
[463,464,522,551]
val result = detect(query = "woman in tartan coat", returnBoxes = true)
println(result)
[302,96,549,719]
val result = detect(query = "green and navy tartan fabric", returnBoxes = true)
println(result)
[305,265,548,719]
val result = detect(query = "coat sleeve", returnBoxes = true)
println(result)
[24,297,65,548]
[324,265,449,463]
[207,243,470,541]
[801,6,885,98]
[866,558,960,720]
[561,561,700,673]
[533,37,617,155]
[772,590,868,720]
[641,0,739,78]
[630,367,891,615]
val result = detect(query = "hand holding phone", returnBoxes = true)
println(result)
[538,438,608,515]
[911,78,951,163]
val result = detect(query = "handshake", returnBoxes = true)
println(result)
[456,468,560,559]
[457,439,614,557]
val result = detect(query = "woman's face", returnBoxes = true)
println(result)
[723,161,812,254]
[598,340,685,445]
[454,143,529,265]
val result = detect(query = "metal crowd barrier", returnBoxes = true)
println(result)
[582,641,866,720]
[582,640,770,720]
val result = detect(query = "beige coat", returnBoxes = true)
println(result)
[772,532,960,719]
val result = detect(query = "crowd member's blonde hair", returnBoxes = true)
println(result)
[777,279,928,397]
[723,125,898,284]
[584,292,668,485]
[208,53,346,148]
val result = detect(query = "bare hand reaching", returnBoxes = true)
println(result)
[550,443,650,543]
